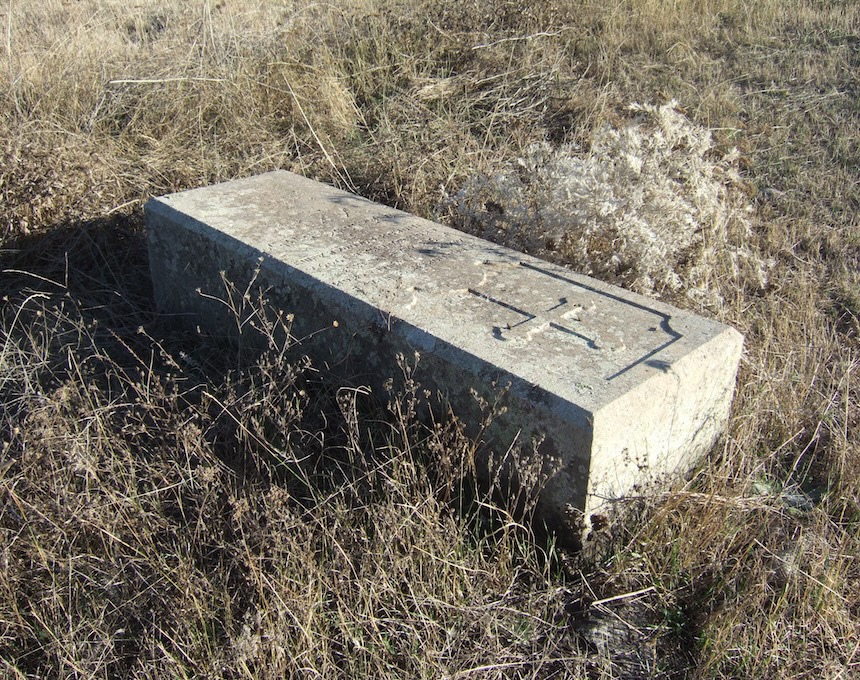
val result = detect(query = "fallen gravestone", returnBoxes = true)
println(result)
[146,170,743,535]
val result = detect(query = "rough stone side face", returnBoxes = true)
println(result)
[586,330,742,515]
[145,170,744,537]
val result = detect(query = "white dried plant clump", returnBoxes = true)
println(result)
[441,102,765,301]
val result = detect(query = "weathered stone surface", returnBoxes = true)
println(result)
[146,170,743,532]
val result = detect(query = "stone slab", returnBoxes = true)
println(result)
[145,170,743,532]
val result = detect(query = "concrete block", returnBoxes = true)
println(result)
[146,170,743,532]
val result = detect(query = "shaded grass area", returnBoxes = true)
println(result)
[1,1,859,677]
[2,216,578,678]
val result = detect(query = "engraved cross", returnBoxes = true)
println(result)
[467,288,602,349]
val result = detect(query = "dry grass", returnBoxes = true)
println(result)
[1,0,859,677]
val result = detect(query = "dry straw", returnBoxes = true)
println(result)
[1,0,858,677]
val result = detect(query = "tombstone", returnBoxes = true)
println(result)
[146,170,743,536]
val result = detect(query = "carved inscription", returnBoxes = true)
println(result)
[467,260,682,380]
[467,288,602,348]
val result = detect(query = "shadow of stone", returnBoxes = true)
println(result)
[1,211,157,390]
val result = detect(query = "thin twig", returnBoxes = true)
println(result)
[591,586,656,607]
[105,198,145,215]
[472,31,564,50]
[107,77,225,85]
